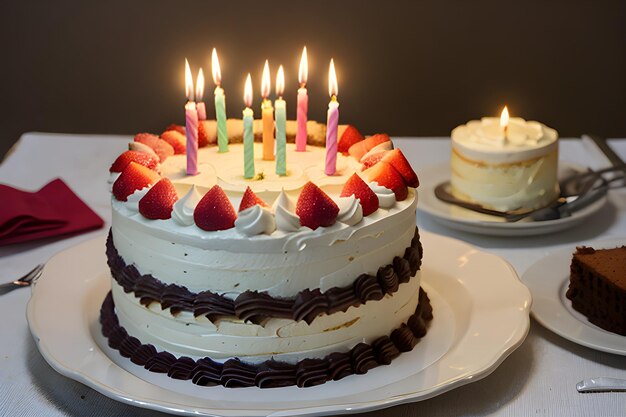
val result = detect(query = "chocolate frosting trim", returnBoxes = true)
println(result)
[106,227,423,324]
[100,287,432,389]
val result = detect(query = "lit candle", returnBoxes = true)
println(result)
[243,74,255,179]
[261,60,274,161]
[275,65,287,176]
[500,105,510,142]
[212,48,228,153]
[325,59,339,176]
[185,59,199,175]
[296,46,308,152]
[195,68,206,121]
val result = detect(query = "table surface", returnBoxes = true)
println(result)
[1,133,626,417]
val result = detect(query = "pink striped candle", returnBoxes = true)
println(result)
[324,59,339,175]
[185,59,199,175]
[195,68,207,121]
[185,102,199,175]
[296,47,308,152]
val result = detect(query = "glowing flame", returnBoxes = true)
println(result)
[276,65,285,97]
[298,46,308,85]
[500,105,509,130]
[328,59,338,98]
[262,60,271,99]
[211,48,222,86]
[195,68,205,101]
[185,58,194,101]
[244,73,253,108]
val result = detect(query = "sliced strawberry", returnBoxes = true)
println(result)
[238,187,269,212]
[160,130,187,154]
[165,124,186,135]
[198,121,210,147]
[110,150,159,173]
[134,133,175,162]
[338,125,364,155]
[128,141,159,158]
[296,182,339,230]
[194,185,237,231]
[365,161,408,201]
[382,149,419,188]
[348,133,390,160]
[360,151,389,171]
[340,173,379,216]
[112,162,161,201]
[138,178,178,220]
[360,141,393,162]
[347,141,368,161]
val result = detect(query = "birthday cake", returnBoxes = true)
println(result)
[101,123,429,388]
[450,116,559,212]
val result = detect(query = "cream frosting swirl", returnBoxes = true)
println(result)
[368,182,396,209]
[336,196,363,226]
[272,189,301,232]
[235,205,276,236]
[125,186,151,212]
[172,185,202,226]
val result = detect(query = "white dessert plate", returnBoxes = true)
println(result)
[418,162,607,236]
[27,232,531,417]
[522,237,626,355]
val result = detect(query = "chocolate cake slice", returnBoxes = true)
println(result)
[566,246,626,336]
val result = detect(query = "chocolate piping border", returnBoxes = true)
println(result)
[106,227,423,324]
[100,287,432,388]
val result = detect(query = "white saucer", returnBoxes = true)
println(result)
[418,162,607,236]
[522,237,626,355]
[27,232,531,416]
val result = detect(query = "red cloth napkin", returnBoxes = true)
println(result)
[0,178,104,246]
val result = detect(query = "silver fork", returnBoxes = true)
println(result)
[0,264,44,295]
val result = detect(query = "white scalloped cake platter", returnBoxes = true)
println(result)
[27,231,531,416]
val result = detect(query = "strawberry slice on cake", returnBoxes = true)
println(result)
[194,185,237,231]
[138,178,179,220]
[134,133,175,162]
[365,161,408,201]
[239,187,269,212]
[296,182,339,230]
[112,161,161,201]
[340,174,379,216]
[109,150,159,173]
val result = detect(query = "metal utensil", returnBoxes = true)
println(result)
[577,377,626,393]
[584,134,626,169]
[0,264,44,295]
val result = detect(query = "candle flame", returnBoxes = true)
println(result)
[195,68,205,101]
[185,58,194,101]
[262,60,271,99]
[244,73,253,108]
[328,58,338,98]
[276,65,285,97]
[500,106,510,129]
[211,48,222,86]
[298,46,308,85]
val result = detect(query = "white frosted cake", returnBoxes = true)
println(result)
[451,117,559,212]
[101,124,429,388]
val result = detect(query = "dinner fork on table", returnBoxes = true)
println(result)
[0,264,44,295]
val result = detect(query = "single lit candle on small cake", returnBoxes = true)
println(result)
[450,106,559,212]
[324,59,339,176]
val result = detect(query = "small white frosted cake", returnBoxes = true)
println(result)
[102,125,428,388]
[450,117,559,212]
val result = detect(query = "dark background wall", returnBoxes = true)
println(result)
[1,0,625,158]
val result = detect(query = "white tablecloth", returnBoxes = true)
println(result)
[1,133,625,417]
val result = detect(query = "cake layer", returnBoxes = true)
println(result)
[566,246,626,335]
[106,229,422,323]
[111,189,417,298]
[450,147,559,212]
[100,288,432,388]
